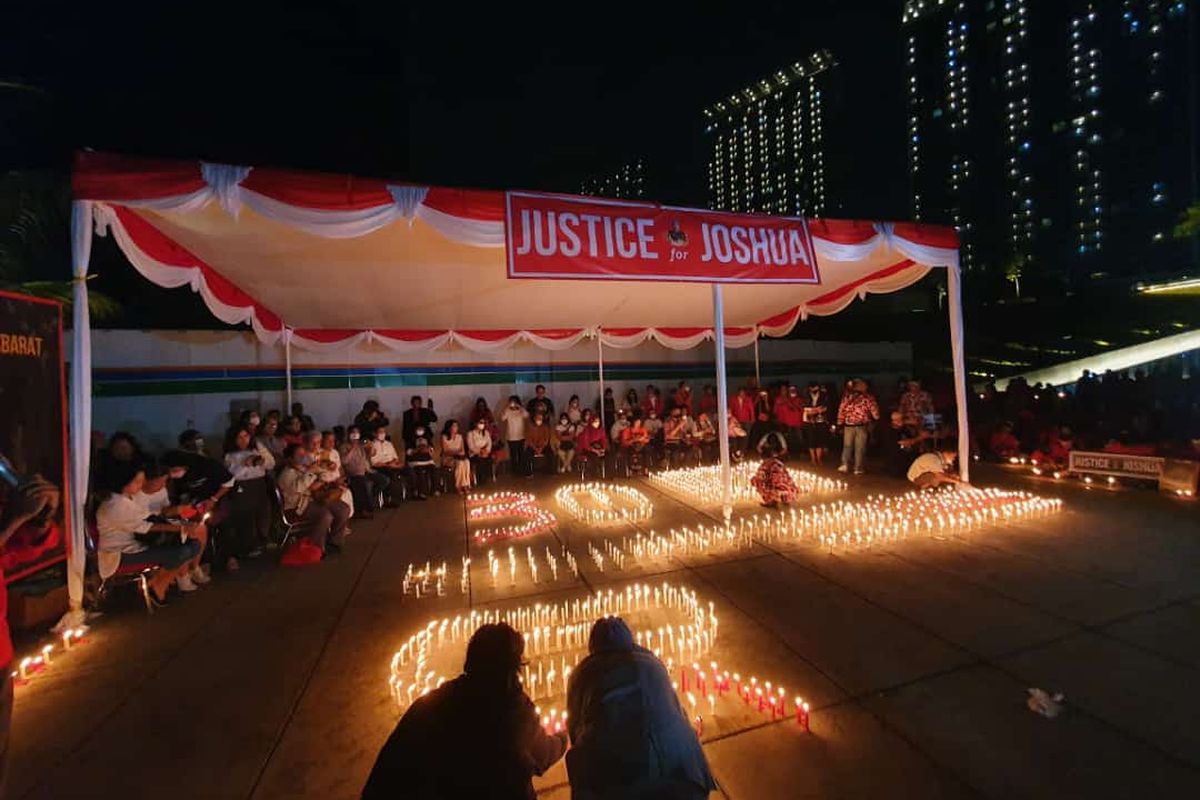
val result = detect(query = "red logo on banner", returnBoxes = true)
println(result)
[505,192,820,284]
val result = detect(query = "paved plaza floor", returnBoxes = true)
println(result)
[8,464,1200,799]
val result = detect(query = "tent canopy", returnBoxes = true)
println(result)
[72,152,959,352]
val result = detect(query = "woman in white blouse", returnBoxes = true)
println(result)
[96,463,203,604]
[467,419,494,486]
[440,420,472,493]
[223,426,275,566]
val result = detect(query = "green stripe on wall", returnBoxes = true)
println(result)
[94,360,912,398]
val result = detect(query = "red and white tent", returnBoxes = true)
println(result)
[64,151,966,619]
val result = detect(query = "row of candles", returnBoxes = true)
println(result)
[487,545,580,587]
[649,461,845,505]
[553,482,654,524]
[673,660,811,736]
[13,627,88,685]
[389,582,714,712]
[468,491,558,544]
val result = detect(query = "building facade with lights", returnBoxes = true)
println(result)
[702,51,836,217]
[579,159,647,200]
[903,0,1198,291]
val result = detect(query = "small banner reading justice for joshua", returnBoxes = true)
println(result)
[505,191,820,284]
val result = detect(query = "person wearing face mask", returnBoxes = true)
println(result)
[440,420,472,494]
[773,384,805,458]
[500,395,529,476]
[405,426,437,499]
[524,412,554,476]
[223,425,276,565]
[643,409,664,467]
[255,416,287,463]
[555,413,579,474]
[662,408,689,467]
[368,427,411,502]
[341,425,391,516]
[565,395,584,424]
[238,409,263,440]
[730,386,755,427]
[467,419,495,485]
[801,382,831,466]
[575,415,609,478]
[277,444,349,555]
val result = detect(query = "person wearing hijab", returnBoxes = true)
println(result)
[362,623,567,799]
[566,617,715,800]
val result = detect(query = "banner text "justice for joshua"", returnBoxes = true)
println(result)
[513,209,813,267]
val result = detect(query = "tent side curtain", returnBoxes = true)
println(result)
[73,152,958,353]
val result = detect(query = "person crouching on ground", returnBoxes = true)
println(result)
[277,444,349,555]
[751,441,799,508]
[566,617,715,800]
[907,446,964,490]
[362,623,567,799]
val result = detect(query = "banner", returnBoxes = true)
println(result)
[1068,450,1164,480]
[0,291,68,581]
[506,192,820,283]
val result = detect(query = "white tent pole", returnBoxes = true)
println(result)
[63,200,93,627]
[284,328,294,412]
[596,330,606,429]
[947,265,971,482]
[753,334,761,387]
[712,285,732,521]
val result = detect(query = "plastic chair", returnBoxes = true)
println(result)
[86,514,156,614]
[274,484,305,551]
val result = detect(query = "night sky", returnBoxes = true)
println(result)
[3,2,909,327]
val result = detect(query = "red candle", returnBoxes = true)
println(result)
[681,668,689,693]
[694,715,704,738]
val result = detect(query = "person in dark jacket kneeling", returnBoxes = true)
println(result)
[566,617,716,800]
[362,623,567,799]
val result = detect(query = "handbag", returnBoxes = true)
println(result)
[280,538,323,566]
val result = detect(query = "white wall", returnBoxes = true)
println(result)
[82,330,911,451]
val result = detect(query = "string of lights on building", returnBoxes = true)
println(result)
[703,51,835,217]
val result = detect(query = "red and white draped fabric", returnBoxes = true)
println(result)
[66,152,966,611]
[72,152,958,353]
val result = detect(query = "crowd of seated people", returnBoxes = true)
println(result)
[87,376,950,610]
[975,363,1200,465]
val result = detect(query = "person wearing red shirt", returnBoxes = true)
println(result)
[773,385,806,456]
[671,382,693,416]
[730,387,756,426]
[0,472,60,789]
[640,386,663,420]
[575,417,610,479]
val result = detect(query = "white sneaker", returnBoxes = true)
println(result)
[837,464,849,473]
[177,574,198,593]
[190,566,211,585]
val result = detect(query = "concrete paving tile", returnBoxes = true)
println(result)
[864,664,1200,799]
[891,535,1158,626]
[705,705,976,800]
[770,545,1077,658]
[693,555,974,696]
[997,631,1200,768]
[1100,600,1200,669]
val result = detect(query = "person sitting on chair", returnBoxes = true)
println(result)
[750,441,799,508]
[440,420,472,494]
[727,413,749,460]
[137,459,210,588]
[620,417,651,474]
[368,427,410,502]
[307,430,355,516]
[340,425,390,517]
[467,419,495,485]
[277,444,350,555]
[96,463,204,605]
[609,408,630,447]
[692,413,718,461]
[575,416,609,477]
[405,427,437,499]
[524,412,554,476]
[663,408,689,467]
[555,413,579,474]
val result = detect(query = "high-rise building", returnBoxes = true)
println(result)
[702,51,836,217]
[903,0,1198,291]
[579,159,647,200]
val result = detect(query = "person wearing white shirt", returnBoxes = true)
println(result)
[500,395,529,475]
[136,461,211,586]
[306,431,356,516]
[907,448,963,489]
[223,426,275,566]
[467,420,495,485]
[96,463,203,604]
[340,425,392,514]
[440,420,472,493]
[368,428,412,501]
[278,444,350,553]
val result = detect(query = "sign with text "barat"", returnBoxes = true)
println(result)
[505,192,820,284]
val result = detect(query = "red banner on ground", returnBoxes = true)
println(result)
[505,192,820,283]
